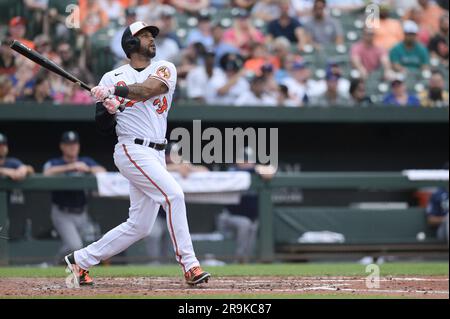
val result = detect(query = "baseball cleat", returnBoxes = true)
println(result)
[64,252,94,286]
[184,266,211,286]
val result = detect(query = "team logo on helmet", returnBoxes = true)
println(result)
[156,66,171,79]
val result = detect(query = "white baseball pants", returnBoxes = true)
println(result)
[74,142,200,273]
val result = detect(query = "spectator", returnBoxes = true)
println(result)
[211,22,240,67]
[223,10,265,58]
[266,0,305,52]
[418,71,449,108]
[10,58,37,99]
[186,50,222,102]
[390,21,430,73]
[110,7,138,61]
[206,53,250,105]
[311,72,349,107]
[303,0,344,49]
[404,0,446,35]
[217,146,276,264]
[178,42,207,81]
[0,133,34,181]
[235,76,278,106]
[137,1,176,29]
[348,78,373,107]
[7,17,35,50]
[0,36,16,76]
[290,0,315,20]
[405,7,432,46]
[43,131,106,260]
[243,43,279,76]
[373,4,404,51]
[277,84,299,107]
[22,72,53,104]
[78,0,109,36]
[54,82,94,105]
[317,62,351,98]
[271,36,293,82]
[153,8,181,63]
[56,42,95,86]
[282,60,323,106]
[325,0,365,12]
[428,13,449,67]
[382,78,421,107]
[351,28,392,80]
[34,34,57,59]
[99,0,125,22]
[233,0,257,10]
[251,0,281,22]
[186,13,214,49]
[0,75,15,103]
[170,0,209,14]
[426,186,449,243]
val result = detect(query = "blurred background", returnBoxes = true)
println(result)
[0,0,448,267]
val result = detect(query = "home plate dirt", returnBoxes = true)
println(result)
[0,276,448,298]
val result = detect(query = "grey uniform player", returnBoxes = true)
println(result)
[64,21,210,286]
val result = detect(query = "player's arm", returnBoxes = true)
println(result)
[91,78,168,102]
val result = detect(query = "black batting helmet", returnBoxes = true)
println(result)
[121,21,159,58]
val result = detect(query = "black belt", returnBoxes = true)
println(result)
[134,138,167,151]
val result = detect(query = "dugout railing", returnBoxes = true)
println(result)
[0,173,448,265]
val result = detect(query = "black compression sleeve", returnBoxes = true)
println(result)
[95,102,116,136]
[114,85,129,98]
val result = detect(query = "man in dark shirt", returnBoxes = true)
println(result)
[217,147,276,263]
[266,0,305,52]
[43,131,106,259]
[0,133,34,181]
[426,187,449,243]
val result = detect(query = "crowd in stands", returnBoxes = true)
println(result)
[0,0,448,107]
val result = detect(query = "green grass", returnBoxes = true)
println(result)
[0,262,448,278]
[0,294,412,299]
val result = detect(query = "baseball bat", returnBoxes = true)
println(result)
[9,40,92,92]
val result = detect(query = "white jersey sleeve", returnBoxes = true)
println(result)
[148,61,177,94]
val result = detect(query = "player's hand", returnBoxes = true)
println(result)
[91,85,114,101]
[103,97,121,114]
[71,162,91,173]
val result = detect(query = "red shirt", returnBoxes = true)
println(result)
[351,41,386,73]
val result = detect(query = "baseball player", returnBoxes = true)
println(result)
[64,21,210,286]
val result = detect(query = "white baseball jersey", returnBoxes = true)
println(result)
[98,60,177,143]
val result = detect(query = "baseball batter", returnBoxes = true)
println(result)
[64,21,210,286]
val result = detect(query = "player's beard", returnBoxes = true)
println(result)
[141,45,156,59]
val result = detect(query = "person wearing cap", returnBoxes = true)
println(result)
[78,0,109,36]
[43,131,106,261]
[234,75,278,106]
[281,60,323,106]
[205,53,251,105]
[311,71,350,107]
[78,19,211,286]
[0,133,34,181]
[152,7,181,63]
[351,27,393,80]
[211,22,240,67]
[217,146,275,264]
[389,20,430,73]
[7,16,35,50]
[428,13,449,67]
[382,77,421,107]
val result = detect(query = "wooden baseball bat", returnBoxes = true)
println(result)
[9,40,92,91]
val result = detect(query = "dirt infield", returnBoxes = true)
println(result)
[0,276,448,298]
